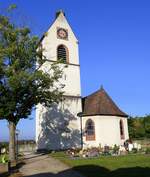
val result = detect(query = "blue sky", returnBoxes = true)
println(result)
[0,0,150,141]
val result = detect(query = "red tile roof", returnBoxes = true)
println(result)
[82,87,128,117]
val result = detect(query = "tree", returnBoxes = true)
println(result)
[144,115,150,138]
[128,117,136,138]
[128,117,145,138]
[0,6,64,162]
[128,115,150,139]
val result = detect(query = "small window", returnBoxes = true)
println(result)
[57,45,68,63]
[120,120,125,139]
[85,119,95,141]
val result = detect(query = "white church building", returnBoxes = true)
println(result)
[36,10,129,150]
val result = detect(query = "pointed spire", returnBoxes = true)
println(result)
[56,10,65,19]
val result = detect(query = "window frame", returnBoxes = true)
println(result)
[85,119,95,141]
[57,44,69,63]
[120,119,125,140]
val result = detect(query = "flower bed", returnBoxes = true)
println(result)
[65,143,144,159]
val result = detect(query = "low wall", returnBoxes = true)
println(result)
[0,140,36,153]
[18,143,36,152]
[133,139,150,148]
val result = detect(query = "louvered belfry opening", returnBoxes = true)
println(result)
[57,45,67,62]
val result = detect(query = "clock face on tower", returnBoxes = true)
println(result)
[57,28,68,40]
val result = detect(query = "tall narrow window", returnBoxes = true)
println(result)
[120,120,125,139]
[85,119,95,141]
[57,45,68,63]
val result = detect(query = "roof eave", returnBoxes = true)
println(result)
[81,113,128,118]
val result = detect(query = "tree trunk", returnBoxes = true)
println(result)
[9,121,16,162]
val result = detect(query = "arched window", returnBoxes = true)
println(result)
[57,45,69,63]
[120,120,125,139]
[85,119,95,141]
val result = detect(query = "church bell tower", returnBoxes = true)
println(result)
[36,10,82,150]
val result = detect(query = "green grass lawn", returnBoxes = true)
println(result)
[51,152,150,177]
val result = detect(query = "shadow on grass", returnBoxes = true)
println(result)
[1,164,150,177]
[73,165,150,177]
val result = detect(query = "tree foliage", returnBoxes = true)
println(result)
[0,12,64,124]
[128,115,150,139]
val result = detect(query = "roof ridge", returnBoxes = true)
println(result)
[83,86,105,99]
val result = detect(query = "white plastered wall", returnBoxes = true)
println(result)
[36,97,82,150]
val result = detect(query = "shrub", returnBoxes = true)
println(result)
[113,144,119,154]
[0,142,9,155]
[145,148,150,154]
[0,154,8,164]
[132,148,138,153]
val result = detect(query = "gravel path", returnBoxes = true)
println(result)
[20,153,84,177]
